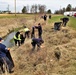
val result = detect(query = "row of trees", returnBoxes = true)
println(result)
[22,4,51,14]
[22,4,76,14]
[54,4,76,14]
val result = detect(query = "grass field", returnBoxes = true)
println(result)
[0,14,76,29]
[0,14,38,19]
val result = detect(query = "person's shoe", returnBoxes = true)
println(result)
[9,70,14,73]
[1,68,5,73]
[2,70,5,73]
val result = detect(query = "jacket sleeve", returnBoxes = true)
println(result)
[35,26,38,29]
[2,45,8,53]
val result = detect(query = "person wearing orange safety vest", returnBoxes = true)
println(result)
[23,26,30,38]
[13,31,21,46]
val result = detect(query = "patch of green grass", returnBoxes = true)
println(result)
[48,15,64,23]
[68,17,76,29]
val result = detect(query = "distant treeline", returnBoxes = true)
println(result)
[54,4,76,14]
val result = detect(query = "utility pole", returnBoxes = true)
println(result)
[60,5,62,14]
[7,4,9,12]
[15,0,16,16]
[7,4,10,13]
[7,4,9,13]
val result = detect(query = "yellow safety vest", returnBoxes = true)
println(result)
[24,28,30,32]
[14,34,21,40]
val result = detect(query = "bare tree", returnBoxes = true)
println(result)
[30,5,35,13]
[26,5,29,13]
[30,4,38,13]
[30,4,46,13]
[38,4,46,13]
[34,4,37,13]
[72,7,76,11]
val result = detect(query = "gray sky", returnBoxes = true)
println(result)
[0,0,76,13]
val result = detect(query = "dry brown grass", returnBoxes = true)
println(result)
[11,24,76,75]
[1,15,76,75]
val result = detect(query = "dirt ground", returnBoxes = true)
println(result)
[0,16,76,75]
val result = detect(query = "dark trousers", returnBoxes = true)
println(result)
[0,57,13,73]
[31,42,40,51]
[0,58,4,73]
[54,23,61,30]
[63,21,67,27]
[6,51,14,68]
[2,57,13,72]
[14,39,20,46]
[38,33,42,38]
[21,39,25,44]
[31,33,35,38]
[25,31,30,38]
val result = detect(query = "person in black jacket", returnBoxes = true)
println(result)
[35,23,42,38]
[44,14,47,21]
[54,22,62,30]
[20,32,25,44]
[60,17,69,27]
[31,26,35,38]
[31,37,44,51]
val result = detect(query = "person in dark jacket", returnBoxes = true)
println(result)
[35,23,42,38]
[49,15,51,19]
[0,37,14,73]
[54,22,62,30]
[44,14,47,21]
[60,17,69,27]
[20,32,25,44]
[31,37,44,51]
[31,26,35,38]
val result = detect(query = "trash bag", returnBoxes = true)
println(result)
[6,51,14,68]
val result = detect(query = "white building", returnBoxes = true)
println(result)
[64,11,76,16]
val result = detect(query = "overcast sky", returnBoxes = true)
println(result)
[0,0,76,13]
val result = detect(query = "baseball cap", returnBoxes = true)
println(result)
[0,37,2,41]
